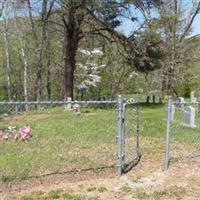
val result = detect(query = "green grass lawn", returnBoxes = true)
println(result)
[0,106,118,182]
[1,103,200,183]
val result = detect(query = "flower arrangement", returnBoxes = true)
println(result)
[0,126,32,141]
[19,126,32,140]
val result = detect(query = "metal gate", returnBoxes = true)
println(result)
[116,96,141,176]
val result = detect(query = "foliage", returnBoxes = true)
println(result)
[0,0,200,100]
[130,30,164,73]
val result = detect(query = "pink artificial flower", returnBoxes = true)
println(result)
[19,126,32,140]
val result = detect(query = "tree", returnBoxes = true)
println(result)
[155,0,200,96]
[75,48,105,100]
[0,0,169,101]
[50,0,162,100]
[1,0,12,101]
[27,0,55,101]
[12,1,29,105]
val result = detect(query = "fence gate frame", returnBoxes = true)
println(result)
[116,95,141,176]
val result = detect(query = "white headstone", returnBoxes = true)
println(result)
[175,97,185,108]
[73,103,81,116]
[190,91,197,104]
[181,106,196,128]
[178,97,185,104]
[65,97,72,110]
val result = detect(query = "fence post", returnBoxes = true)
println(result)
[15,105,18,114]
[136,105,140,158]
[164,96,171,170]
[122,102,126,170]
[116,95,124,176]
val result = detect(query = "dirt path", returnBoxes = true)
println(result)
[1,139,200,200]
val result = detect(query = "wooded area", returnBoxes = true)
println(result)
[0,0,200,101]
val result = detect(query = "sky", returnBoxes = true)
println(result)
[119,15,200,37]
[1,0,200,37]
[118,2,200,37]
[192,15,200,36]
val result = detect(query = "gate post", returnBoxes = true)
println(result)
[116,95,124,176]
[164,97,172,170]
[136,105,140,158]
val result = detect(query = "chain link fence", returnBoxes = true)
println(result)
[116,96,141,175]
[164,98,200,170]
[0,97,140,182]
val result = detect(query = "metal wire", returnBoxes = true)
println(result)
[0,99,140,181]
[165,100,200,169]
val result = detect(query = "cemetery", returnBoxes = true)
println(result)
[1,96,200,199]
[1,0,200,199]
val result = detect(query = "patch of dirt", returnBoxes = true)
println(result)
[1,138,200,200]
[0,168,115,199]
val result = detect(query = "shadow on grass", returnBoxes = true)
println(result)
[138,102,165,108]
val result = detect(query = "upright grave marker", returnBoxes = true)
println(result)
[181,106,196,128]
[65,97,72,110]
[174,97,185,108]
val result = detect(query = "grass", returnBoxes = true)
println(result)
[136,186,186,200]
[1,103,200,183]
[8,190,87,200]
[121,185,132,193]
[87,186,107,193]
[0,106,117,182]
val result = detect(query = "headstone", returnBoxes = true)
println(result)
[73,103,81,116]
[181,106,196,128]
[65,97,72,110]
[178,97,185,104]
[175,97,185,108]
[190,91,197,104]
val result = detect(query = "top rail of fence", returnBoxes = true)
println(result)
[0,100,119,106]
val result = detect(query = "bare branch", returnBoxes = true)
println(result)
[179,1,200,42]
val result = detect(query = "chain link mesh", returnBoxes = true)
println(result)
[0,102,118,181]
[166,102,200,166]
[123,103,141,173]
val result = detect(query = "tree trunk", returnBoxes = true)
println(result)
[22,47,28,105]
[3,21,12,102]
[13,1,28,108]
[46,70,51,100]
[63,39,76,100]
[46,38,51,101]
[63,16,79,100]
[35,51,42,102]
[27,0,47,102]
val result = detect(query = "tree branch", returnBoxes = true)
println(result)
[179,1,200,42]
